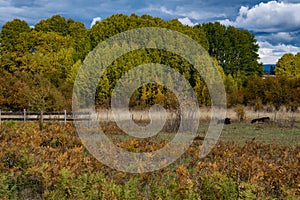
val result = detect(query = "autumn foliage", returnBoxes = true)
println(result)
[0,122,299,199]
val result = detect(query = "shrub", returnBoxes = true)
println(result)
[199,173,238,200]
[254,97,263,112]
[234,104,245,122]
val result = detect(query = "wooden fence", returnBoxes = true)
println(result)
[0,109,91,125]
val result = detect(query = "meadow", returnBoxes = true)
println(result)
[0,109,299,200]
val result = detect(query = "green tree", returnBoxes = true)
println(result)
[88,14,209,51]
[96,73,111,108]
[195,22,227,63]
[244,76,266,106]
[200,22,263,78]
[264,77,289,119]
[0,19,31,51]
[23,74,65,111]
[67,19,90,61]
[0,19,31,71]
[34,14,69,36]
[275,53,300,78]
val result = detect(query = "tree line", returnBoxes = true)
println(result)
[0,14,299,111]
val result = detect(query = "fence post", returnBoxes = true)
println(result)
[41,110,44,122]
[106,110,108,126]
[23,109,26,122]
[39,110,44,131]
[89,111,91,127]
[64,110,67,126]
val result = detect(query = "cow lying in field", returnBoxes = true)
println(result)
[251,117,270,124]
[217,117,231,124]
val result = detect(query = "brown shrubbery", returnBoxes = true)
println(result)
[0,122,299,199]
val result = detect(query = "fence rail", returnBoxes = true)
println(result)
[0,109,91,125]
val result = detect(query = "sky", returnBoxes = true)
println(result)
[1,0,300,64]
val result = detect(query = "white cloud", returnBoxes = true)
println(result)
[152,5,225,21]
[0,5,25,20]
[178,17,197,26]
[159,6,173,15]
[220,1,300,32]
[90,17,101,28]
[219,1,300,64]
[258,41,300,64]
[256,32,296,45]
[173,6,203,20]
[0,0,11,7]
[0,1,64,26]
[271,32,293,42]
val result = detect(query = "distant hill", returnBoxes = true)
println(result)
[263,64,276,75]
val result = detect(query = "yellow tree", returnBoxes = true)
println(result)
[275,53,300,78]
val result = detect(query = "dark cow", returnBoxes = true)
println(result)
[217,117,231,125]
[251,117,270,124]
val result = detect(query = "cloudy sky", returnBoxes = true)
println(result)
[1,0,300,64]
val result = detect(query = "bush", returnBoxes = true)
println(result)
[199,173,238,200]
[234,104,245,122]
[254,97,263,112]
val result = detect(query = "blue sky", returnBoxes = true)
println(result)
[1,0,300,64]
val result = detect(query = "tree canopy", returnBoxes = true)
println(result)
[1,14,294,112]
[199,22,263,77]
[275,53,300,78]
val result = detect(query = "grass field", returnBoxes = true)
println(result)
[219,122,300,146]
[190,121,300,146]
[95,107,300,147]
[104,119,300,147]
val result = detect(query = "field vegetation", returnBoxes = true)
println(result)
[0,121,299,199]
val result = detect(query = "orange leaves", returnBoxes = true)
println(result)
[176,165,189,178]
[175,165,195,196]
[193,140,299,198]
[118,138,167,153]
[0,122,299,199]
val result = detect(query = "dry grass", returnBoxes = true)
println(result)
[95,107,300,124]
[227,107,300,123]
[89,107,300,148]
